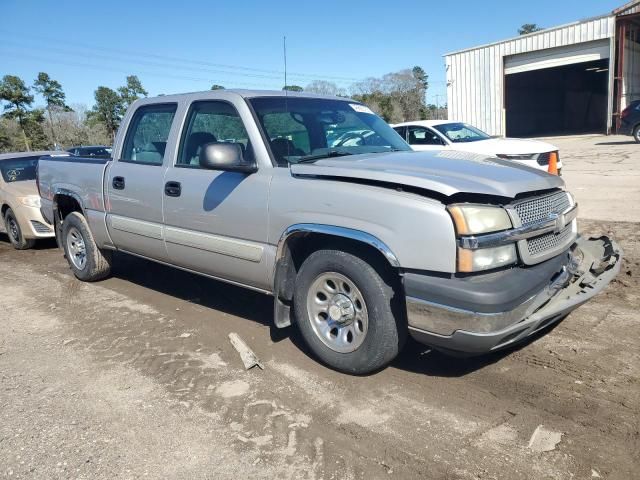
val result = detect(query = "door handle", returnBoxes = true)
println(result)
[112,176,125,190]
[164,181,181,197]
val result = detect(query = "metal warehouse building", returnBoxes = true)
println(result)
[445,1,640,137]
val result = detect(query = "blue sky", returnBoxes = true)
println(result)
[0,0,623,109]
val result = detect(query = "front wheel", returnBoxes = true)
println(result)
[633,125,640,143]
[4,208,35,250]
[293,249,406,374]
[61,212,112,281]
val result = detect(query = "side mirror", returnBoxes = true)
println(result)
[199,142,257,173]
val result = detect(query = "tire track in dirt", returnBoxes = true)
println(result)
[8,265,410,479]
[3,228,639,479]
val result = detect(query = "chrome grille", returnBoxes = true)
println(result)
[527,224,574,256]
[536,152,550,166]
[30,220,52,234]
[536,151,560,165]
[513,191,571,226]
[536,151,559,166]
[511,190,576,264]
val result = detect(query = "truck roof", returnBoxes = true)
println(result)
[132,89,354,106]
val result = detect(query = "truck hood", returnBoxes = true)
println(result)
[290,150,564,198]
[451,137,557,156]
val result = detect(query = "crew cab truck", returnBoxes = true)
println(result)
[37,90,622,374]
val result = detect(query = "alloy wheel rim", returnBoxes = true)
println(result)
[66,227,87,270]
[306,272,368,353]
[8,217,19,242]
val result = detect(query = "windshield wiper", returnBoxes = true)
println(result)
[296,150,354,164]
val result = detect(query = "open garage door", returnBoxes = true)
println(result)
[505,41,610,137]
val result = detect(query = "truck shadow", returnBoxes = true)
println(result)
[392,321,564,377]
[111,251,276,329]
[109,251,558,377]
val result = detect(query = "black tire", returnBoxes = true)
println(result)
[633,125,640,143]
[4,208,35,250]
[61,211,112,281]
[293,249,406,374]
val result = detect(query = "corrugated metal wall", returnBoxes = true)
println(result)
[445,15,616,136]
[615,1,640,16]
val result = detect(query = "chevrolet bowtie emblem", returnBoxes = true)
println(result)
[549,212,565,234]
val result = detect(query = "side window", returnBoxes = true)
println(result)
[407,126,443,146]
[393,126,407,141]
[177,101,253,167]
[121,104,177,165]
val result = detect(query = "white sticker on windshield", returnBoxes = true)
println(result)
[349,103,374,115]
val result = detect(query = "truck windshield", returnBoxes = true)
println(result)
[432,122,491,143]
[0,156,40,183]
[248,97,411,165]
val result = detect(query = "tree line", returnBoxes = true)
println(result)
[250,66,445,124]
[0,74,148,153]
[1,65,443,153]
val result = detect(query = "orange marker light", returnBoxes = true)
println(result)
[548,151,558,175]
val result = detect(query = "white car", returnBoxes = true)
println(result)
[392,120,562,173]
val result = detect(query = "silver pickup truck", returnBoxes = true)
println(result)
[38,90,622,374]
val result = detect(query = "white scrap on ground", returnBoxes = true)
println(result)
[527,425,563,453]
[228,332,264,370]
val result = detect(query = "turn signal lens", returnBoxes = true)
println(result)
[548,152,559,175]
[457,244,517,272]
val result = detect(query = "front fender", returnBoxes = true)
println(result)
[268,172,457,273]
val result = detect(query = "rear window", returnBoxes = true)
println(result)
[0,156,40,183]
[121,104,177,165]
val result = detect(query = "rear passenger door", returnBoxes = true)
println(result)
[162,99,271,290]
[106,103,177,261]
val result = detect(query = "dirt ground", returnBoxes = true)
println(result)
[542,134,640,223]
[1,137,639,479]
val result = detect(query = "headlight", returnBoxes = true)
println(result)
[19,196,41,208]
[448,204,512,235]
[457,244,517,272]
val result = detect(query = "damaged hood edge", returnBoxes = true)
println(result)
[289,151,565,199]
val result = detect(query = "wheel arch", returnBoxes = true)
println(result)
[272,224,402,328]
[52,190,86,246]
[52,189,86,220]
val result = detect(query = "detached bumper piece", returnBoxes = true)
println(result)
[406,236,622,355]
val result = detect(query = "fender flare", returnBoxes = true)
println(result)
[52,188,86,217]
[275,223,400,267]
[271,223,400,329]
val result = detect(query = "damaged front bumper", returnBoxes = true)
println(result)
[405,236,622,355]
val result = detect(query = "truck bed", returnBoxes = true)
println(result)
[38,156,112,245]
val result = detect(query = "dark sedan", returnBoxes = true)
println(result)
[620,100,640,143]
[67,145,112,158]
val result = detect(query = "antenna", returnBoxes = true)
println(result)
[283,36,288,92]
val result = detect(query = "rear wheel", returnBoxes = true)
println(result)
[633,125,640,143]
[293,249,405,374]
[4,208,35,250]
[61,212,112,281]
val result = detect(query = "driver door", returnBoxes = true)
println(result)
[162,99,271,290]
